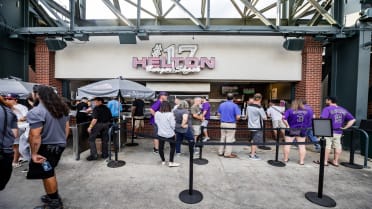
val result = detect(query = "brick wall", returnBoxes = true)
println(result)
[28,65,36,83]
[34,37,62,95]
[295,36,323,116]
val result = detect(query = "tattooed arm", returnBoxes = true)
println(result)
[29,127,46,164]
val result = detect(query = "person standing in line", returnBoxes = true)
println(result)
[266,100,286,141]
[131,98,145,138]
[172,97,181,112]
[26,85,69,209]
[201,96,211,142]
[218,93,241,158]
[246,93,267,160]
[0,95,18,191]
[318,96,355,167]
[75,97,90,124]
[107,97,122,120]
[282,99,312,165]
[174,100,195,156]
[150,92,168,154]
[302,100,320,151]
[86,97,112,161]
[5,93,28,168]
[191,97,203,141]
[155,101,180,167]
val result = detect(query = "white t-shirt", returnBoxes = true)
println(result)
[267,106,284,121]
[13,103,28,120]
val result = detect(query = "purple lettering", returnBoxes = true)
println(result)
[160,57,172,68]
[148,57,161,68]
[132,57,147,69]
[200,57,215,69]
[185,57,199,68]
[172,57,185,69]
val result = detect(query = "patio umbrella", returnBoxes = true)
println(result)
[0,79,39,99]
[77,78,155,99]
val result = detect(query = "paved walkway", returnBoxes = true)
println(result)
[1,138,371,209]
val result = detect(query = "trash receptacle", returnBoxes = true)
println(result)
[359,120,372,158]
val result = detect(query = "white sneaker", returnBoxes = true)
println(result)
[12,162,22,168]
[161,161,166,165]
[168,162,180,167]
[202,137,210,142]
[175,153,182,157]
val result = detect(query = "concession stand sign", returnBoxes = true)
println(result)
[132,44,215,74]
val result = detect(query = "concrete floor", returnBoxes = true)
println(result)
[1,138,371,209]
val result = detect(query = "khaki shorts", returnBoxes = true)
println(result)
[325,134,342,150]
[272,120,286,129]
[192,125,201,136]
[133,116,144,129]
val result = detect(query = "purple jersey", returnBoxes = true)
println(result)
[284,108,312,134]
[150,100,161,125]
[321,105,354,134]
[202,102,211,120]
[304,104,314,128]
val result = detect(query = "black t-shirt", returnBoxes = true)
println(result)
[132,99,145,116]
[92,105,112,123]
[76,102,89,123]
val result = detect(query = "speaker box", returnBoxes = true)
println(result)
[45,38,67,51]
[283,39,305,51]
[118,33,137,44]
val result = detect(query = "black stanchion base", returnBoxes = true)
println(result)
[267,160,286,167]
[126,142,139,146]
[179,190,203,204]
[340,162,363,169]
[305,192,336,208]
[107,160,126,168]
[193,158,209,165]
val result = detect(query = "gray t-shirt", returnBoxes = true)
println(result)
[0,105,18,153]
[174,109,192,133]
[154,112,175,138]
[27,103,69,145]
[191,105,202,126]
[247,104,267,129]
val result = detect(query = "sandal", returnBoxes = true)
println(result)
[328,161,339,167]
[313,160,328,166]
[284,159,290,163]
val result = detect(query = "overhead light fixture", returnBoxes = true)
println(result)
[74,33,89,41]
[282,38,305,51]
[137,32,149,41]
[118,32,137,44]
[45,38,67,51]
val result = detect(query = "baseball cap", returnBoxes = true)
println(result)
[5,93,19,100]
[159,91,168,96]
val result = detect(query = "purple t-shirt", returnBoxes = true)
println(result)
[284,108,312,134]
[202,102,211,120]
[304,104,314,128]
[321,105,354,134]
[150,100,161,125]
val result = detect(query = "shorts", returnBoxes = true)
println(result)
[201,120,209,128]
[192,125,201,136]
[153,124,158,138]
[272,120,286,129]
[13,138,20,145]
[27,144,65,180]
[0,152,13,191]
[133,116,144,129]
[325,134,342,150]
[251,131,263,144]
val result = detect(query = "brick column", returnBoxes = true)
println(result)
[35,37,62,95]
[295,36,323,116]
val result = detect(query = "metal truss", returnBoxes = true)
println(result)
[12,0,350,37]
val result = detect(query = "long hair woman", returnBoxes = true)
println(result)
[282,99,312,165]
[174,100,195,156]
[154,101,179,167]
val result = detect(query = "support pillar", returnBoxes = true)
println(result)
[295,36,323,116]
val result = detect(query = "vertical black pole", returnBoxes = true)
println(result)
[114,126,119,161]
[275,128,280,161]
[108,127,112,161]
[317,137,326,198]
[132,117,135,143]
[189,144,194,195]
[349,130,354,164]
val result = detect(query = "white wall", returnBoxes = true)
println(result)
[55,36,302,81]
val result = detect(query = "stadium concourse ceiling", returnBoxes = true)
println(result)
[5,0,358,39]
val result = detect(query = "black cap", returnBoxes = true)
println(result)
[93,97,104,102]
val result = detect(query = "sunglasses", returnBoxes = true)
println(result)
[5,98,16,100]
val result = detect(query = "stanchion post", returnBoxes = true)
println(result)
[107,123,126,168]
[305,137,336,207]
[193,129,209,165]
[340,129,363,169]
[126,117,139,146]
[267,128,286,167]
[179,142,203,204]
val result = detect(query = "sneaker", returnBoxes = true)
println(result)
[86,155,98,161]
[35,198,63,209]
[175,153,182,157]
[258,146,272,150]
[168,162,180,167]
[153,148,159,154]
[202,137,210,142]
[18,158,28,164]
[40,195,62,204]
[249,155,261,160]
[101,154,109,159]
[21,168,28,173]
[161,161,166,166]
[138,135,145,139]
[12,162,22,168]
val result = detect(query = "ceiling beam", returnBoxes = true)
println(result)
[102,0,135,27]
[230,0,245,18]
[308,0,332,26]
[43,0,70,18]
[171,0,206,29]
[307,0,339,27]
[30,0,58,27]
[240,0,277,29]
[153,0,162,17]
[39,0,67,27]
[122,0,157,18]
[201,0,206,18]
[246,2,277,19]
[113,0,121,12]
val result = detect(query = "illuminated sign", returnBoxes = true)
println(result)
[132,44,215,74]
